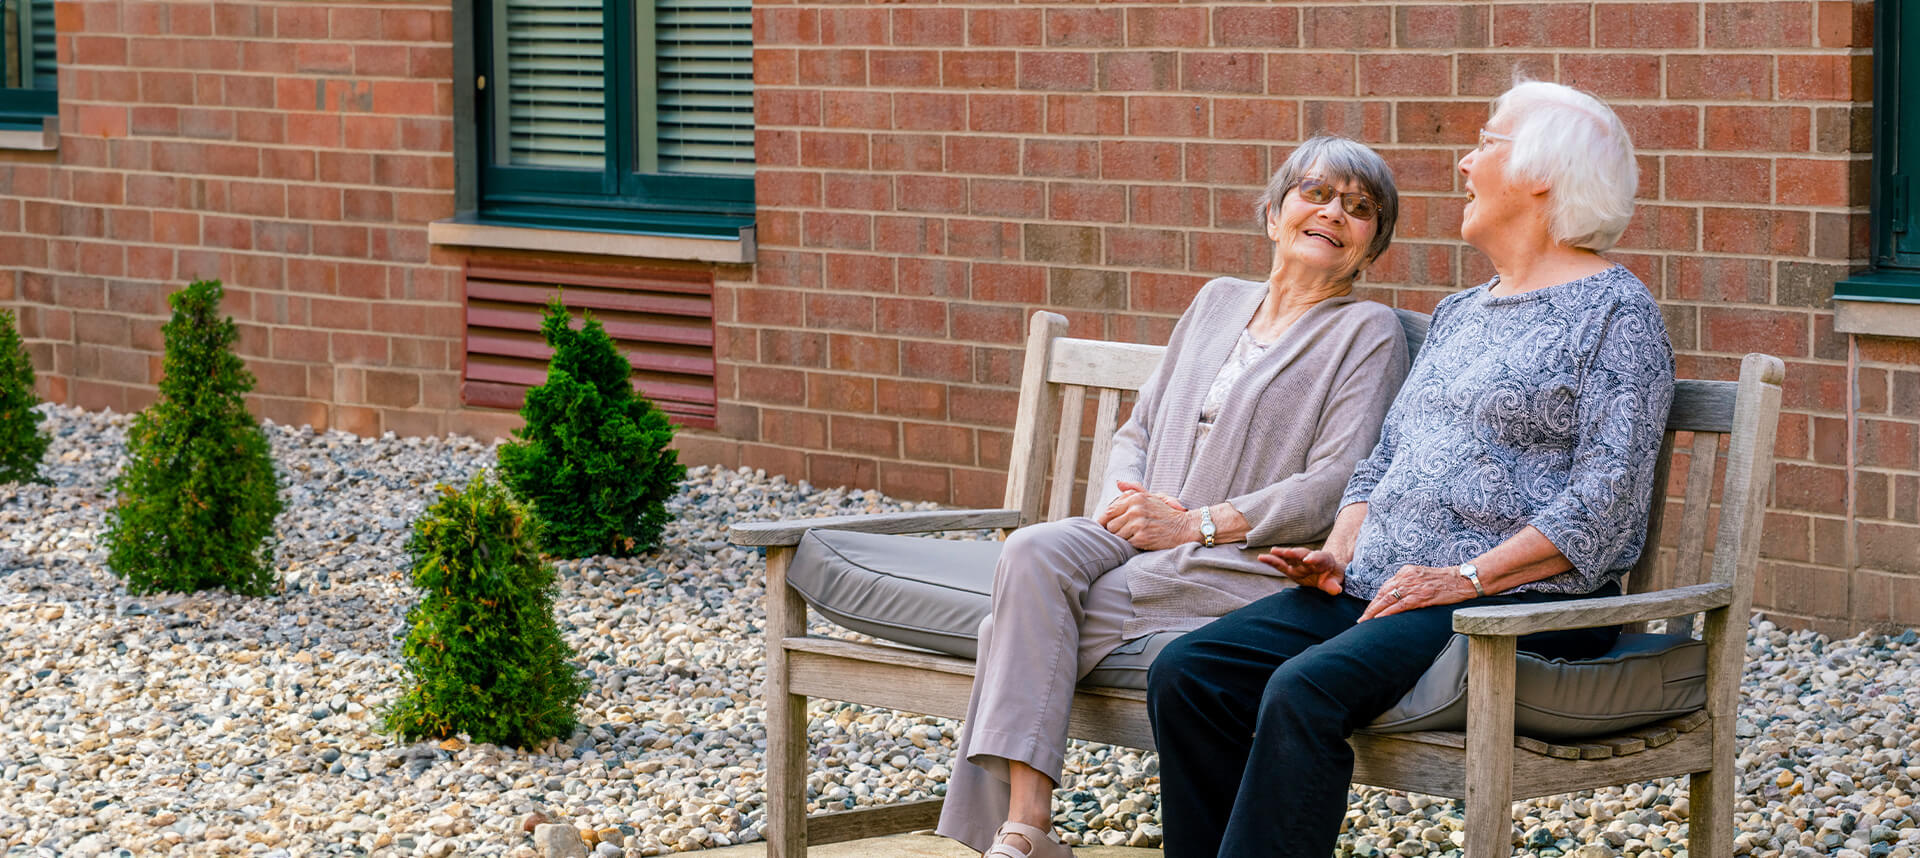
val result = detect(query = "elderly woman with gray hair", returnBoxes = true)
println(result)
[936,136,1412,858]
[1147,81,1677,857]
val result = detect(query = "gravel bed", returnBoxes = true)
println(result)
[0,404,1916,858]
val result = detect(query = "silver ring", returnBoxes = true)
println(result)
[1390,588,1404,601]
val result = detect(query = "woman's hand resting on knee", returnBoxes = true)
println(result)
[1096,481,1197,550]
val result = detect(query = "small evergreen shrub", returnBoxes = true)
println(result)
[0,309,49,484]
[104,280,282,596]
[498,298,684,558]
[385,474,587,748]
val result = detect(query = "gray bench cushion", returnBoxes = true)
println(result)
[786,528,1705,738]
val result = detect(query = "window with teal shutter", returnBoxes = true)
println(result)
[0,0,57,128]
[1837,1,1920,303]
[477,0,753,238]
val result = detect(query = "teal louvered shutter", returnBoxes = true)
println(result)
[495,0,606,169]
[652,0,753,177]
[27,0,51,89]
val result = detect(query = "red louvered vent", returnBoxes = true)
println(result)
[461,257,717,429]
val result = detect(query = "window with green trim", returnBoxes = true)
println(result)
[1838,1,1920,303]
[0,0,57,127]
[474,0,754,239]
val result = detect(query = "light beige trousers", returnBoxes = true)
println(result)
[933,517,1141,852]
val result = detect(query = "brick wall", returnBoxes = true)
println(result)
[0,0,479,438]
[722,0,1917,634]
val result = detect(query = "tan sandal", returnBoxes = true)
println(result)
[983,820,1071,858]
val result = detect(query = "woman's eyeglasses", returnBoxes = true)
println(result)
[1293,178,1380,221]
[1476,128,1514,151]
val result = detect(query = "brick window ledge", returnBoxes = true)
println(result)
[0,116,57,151]
[428,217,754,265]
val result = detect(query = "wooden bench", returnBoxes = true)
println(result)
[733,310,1783,857]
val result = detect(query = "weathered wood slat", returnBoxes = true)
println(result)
[1452,583,1731,636]
[1004,313,1070,527]
[806,799,945,845]
[1048,386,1086,522]
[1046,338,1162,390]
[1084,389,1122,518]
[1666,379,1739,433]
[1603,736,1648,756]
[1673,431,1720,588]
[729,509,1023,547]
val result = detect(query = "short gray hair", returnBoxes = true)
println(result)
[1254,136,1400,268]
[1491,80,1638,251]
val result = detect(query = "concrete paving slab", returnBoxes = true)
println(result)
[687,832,1160,857]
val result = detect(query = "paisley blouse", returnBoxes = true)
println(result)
[1339,265,1675,600]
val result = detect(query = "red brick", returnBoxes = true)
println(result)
[742,369,809,408]
[1614,105,1698,151]
[1183,53,1263,94]
[1359,54,1452,97]
[893,8,964,46]
[1664,257,1771,304]
[875,215,945,255]
[969,179,1045,219]
[1045,95,1125,136]
[1128,96,1209,138]
[355,44,410,77]
[1702,307,1809,358]
[1700,208,1809,256]
[1493,4,1591,47]
[1303,6,1390,49]
[819,8,886,44]
[1773,463,1848,514]
[1777,158,1865,207]
[902,422,973,467]
[1046,182,1125,224]
[869,50,939,88]
[1131,185,1211,227]
[1668,55,1774,100]
[1098,51,1178,91]
[760,330,827,369]
[757,50,798,87]
[877,298,947,337]
[1046,8,1122,47]
[1612,204,1699,253]
[946,219,1022,259]
[902,341,972,383]
[1301,101,1391,142]
[806,293,874,332]
[1557,54,1662,99]
[1816,0,1871,48]
[1457,53,1558,97]
[1665,156,1772,204]
[801,132,869,169]
[1212,98,1298,142]
[1126,7,1208,47]
[1706,1,1814,48]
[1023,139,1099,179]
[800,49,867,86]
[969,93,1042,134]
[943,51,1016,88]
[944,136,1018,175]
[1268,52,1355,97]
[1100,141,1181,181]
[819,91,883,128]
[898,258,969,298]
[1104,227,1184,269]
[1396,102,1485,146]
[828,415,898,458]
[969,9,1042,47]
[1593,3,1698,48]
[1395,4,1487,48]
[898,175,967,215]
[823,173,890,210]
[1703,106,1811,153]
[971,263,1045,304]
[808,373,876,413]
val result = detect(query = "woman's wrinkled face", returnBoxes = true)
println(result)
[1457,115,1521,248]
[1269,174,1379,282]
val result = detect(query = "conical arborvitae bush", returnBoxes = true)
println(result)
[0,309,49,484]
[104,280,282,596]
[498,297,684,558]
[385,474,587,748]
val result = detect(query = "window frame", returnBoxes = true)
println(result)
[0,0,57,130]
[1837,0,1920,304]
[470,1,753,240]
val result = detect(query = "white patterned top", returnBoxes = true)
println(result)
[1340,266,1675,599]
[1196,328,1276,444]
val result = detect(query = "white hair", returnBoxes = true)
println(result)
[1491,80,1638,252]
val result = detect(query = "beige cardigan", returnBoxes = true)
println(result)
[1098,277,1410,638]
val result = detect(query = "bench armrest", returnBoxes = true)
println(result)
[729,508,1024,547]
[1451,583,1733,637]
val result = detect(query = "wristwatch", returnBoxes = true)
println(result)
[1199,505,1216,548]
[1458,563,1485,597]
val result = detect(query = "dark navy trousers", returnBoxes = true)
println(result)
[1146,585,1620,858]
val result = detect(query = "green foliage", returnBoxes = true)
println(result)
[104,280,282,596]
[385,474,587,749]
[0,309,49,484]
[498,298,684,558]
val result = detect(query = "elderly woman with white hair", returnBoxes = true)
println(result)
[936,136,1412,858]
[1146,81,1676,857]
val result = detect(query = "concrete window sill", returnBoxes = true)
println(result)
[428,218,754,265]
[0,117,57,151]
[1833,299,1920,340]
